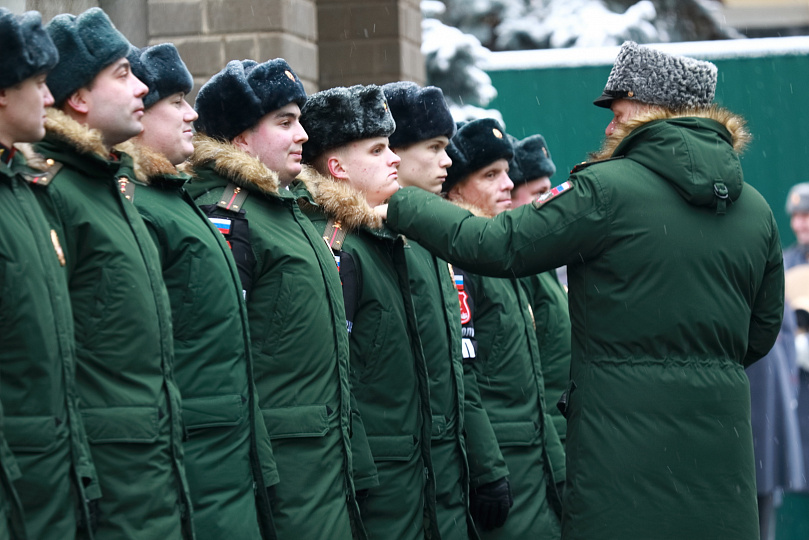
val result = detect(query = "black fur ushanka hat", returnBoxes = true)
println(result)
[382,81,455,148]
[300,84,395,163]
[127,43,193,109]
[194,58,307,141]
[45,8,130,106]
[508,134,556,184]
[0,8,58,89]
[443,118,513,192]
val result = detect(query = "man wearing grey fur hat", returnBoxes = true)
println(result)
[0,8,100,540]
[125,44,278,540]
[295,84,438,540]
[32,8,194,539]
[185,59,372,540]
[379,41,784,540]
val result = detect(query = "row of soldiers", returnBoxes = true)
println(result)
[0,7,571,540]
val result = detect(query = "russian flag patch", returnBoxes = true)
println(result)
[533,181,573,208]
[210,217,232,235]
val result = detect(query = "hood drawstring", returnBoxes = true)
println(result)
[714,181,729,215]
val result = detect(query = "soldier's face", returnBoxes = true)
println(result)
[0,73,54,146]
[233,103,308,187]
[792,212,809,245]
[139,92,198,166]
[338,137,401,207]
[511,176,551,207]
[606,98,639,136]
[78,58,148,146]
[449,159,514,216]
[392,136,452,194]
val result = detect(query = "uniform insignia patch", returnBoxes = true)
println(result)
[454,273,472,324]
[210,217,232,235]
[533,180,573,208]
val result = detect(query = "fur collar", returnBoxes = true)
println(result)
[589,105,750,161]
[14,143,50,172]
[448,197,495,218]
[185,134,280,196]
[42,107,109,159]
[296,165,382,231]
[114,140,179,185]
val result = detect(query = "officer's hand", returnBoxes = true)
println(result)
[373,204,389,221]
[266,485,276,506]
[470,477,513,531]
[355,488,370,503]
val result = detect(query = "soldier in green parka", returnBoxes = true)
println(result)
[124,44,278,539]
[382,81,512,540]
[185,59,372,539]
[33,9,194,539]
[437,118,562,539]
[508,133,569,518]
[0,9,99,540]
[378,42,784,540]
[296,85,438,540]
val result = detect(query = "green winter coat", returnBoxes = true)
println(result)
[0,397,24,540]
[184,137,366,540]
[127,144,277,539]
[405,242,479,540]
[0,148,99,540]
[295,167,438,540]
[449,208,562,538]
[521,272,571,448]
[386,109,784,540]
[33,109,194,540]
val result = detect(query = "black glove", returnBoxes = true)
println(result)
[266,485,277,504]
[355,489,370,503]
[470,477,513,531]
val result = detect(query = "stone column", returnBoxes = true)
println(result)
[316,0,425,88]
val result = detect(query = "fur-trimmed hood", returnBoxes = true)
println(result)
[185,134,280,196]
[295,165,382,231]
[590,106,750,162]
[589,106,751,209]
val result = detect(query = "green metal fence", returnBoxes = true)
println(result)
[484,37,809,247]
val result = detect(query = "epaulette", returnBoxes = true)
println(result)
[323,218,347,252]
[19,159,63,186]
[570,155,625,174]
[217,182,249,212]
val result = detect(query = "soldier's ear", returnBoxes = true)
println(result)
[0,88,8,108]
[327,154,348,181]
[65,88,90,115]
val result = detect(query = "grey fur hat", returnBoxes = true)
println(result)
[127,44,193,109]
[300,85,395,163]
[0,9,58,89]
[508,134,556,184]
[594,41,717,111]
[194,58,307,141]
[46,8,131,106]
[443,118,513,193]
[382,81,456,148]
[787,183,809,215]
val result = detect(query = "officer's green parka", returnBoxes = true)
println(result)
[184,136,368,540]
[0,147,100,540]
[295,167,438,540]
[127,143,277,539]
[521,271,571,446]
[386,109,784,540]
[33,109,194,540]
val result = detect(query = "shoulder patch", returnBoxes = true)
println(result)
[533,181,574,208]
[20,160,63,186]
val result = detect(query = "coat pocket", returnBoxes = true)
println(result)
[367,434,418,462]
[4,416,59,453]
[492,421,541,447]
[430,415,449,441]
[183,394,245,430]
[81,407,160,444]
[262,404,330,440]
